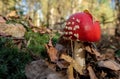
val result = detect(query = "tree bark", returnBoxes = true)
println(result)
[115,0,120,36]
[46,0,50,28]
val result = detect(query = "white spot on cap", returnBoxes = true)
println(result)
[72,17,75,20]
[65,32,68,35]
[73,25,80,30]
[69,32,73,34]
[68,27,72,30]
[65,26,68,29]
[73,27,76,30]
[76,19,80,23]
[67,22,71,25]
[72,22,74,25]
[85,25,90,31]
[75,25,80,29]
[74,33,79,38]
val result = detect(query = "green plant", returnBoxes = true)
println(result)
[25,31,49,56]
[0,29,60,79]
[25,30,60,57]
[0,37,32,79]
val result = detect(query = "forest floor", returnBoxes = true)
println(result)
[25,33,120,79]
[1,11,120,79]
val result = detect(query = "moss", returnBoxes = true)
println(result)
[0,37,32,79]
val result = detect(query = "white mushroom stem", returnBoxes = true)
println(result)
[73,41,85,75]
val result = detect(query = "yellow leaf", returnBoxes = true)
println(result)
[6,10,18,18]
[67,63,74,79]
[60,54,84,75]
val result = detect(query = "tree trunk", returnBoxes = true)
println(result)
[46,0,50,28]
[115,0,120,36]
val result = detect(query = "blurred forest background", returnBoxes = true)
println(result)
[1,0,120,79]
[0,0,119,35]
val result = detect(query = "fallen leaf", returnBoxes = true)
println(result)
[0,32,11,37]
[25,60,67,79]
[46,61,57,71]
[91,48,101,57]
[85,46,102,60]
[0,24,26,38]
[103,49,115,60]
[45,39,58,62]
[116,57,120,62]
[32,28,38,33]
[56,60,69,69]
[0,16,6,23]
[101,71,107,78]
[31,27,52,34]
[87,65,98,79]
[98,59,120,71]
[67,63,74,79]
[85,46,93,54]
[85,46,101,57]
[6,10,18,18]
[60,54,84,75]
[55,43,65,52]
[38,27,47,34]
[46,28,52,33]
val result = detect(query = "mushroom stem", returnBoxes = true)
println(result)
[73,41,85,75]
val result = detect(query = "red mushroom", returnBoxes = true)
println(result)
[63,10,101,75]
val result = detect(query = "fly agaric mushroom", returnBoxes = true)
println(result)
[63,10,101,75]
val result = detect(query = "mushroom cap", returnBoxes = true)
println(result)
[63,11,101,42]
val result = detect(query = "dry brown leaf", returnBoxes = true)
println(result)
[13,39,24,49]
[46,61,57,71]
[56,60,69,69]
[48,38,53,47]
[25,60,67,79]
[31,27,51,34]
[85,46,102,60]
[45,39,58,62]
[98,59,120,71]
[0,24,26,38]
[91,48,101,57]
[6,10,18,18]
[104,49,115,60]
[38,27,47,34]
[46,28,52,33]
[55,43,65,52]
[38,30,46,34]
[32,28,38,33]
[87,65,98,79]
[101,71,107,78]
[85,46,93,53]
[60,54,84,75]
[0,16,6,23]
[0,32,11,37]
[67,63,74,79]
